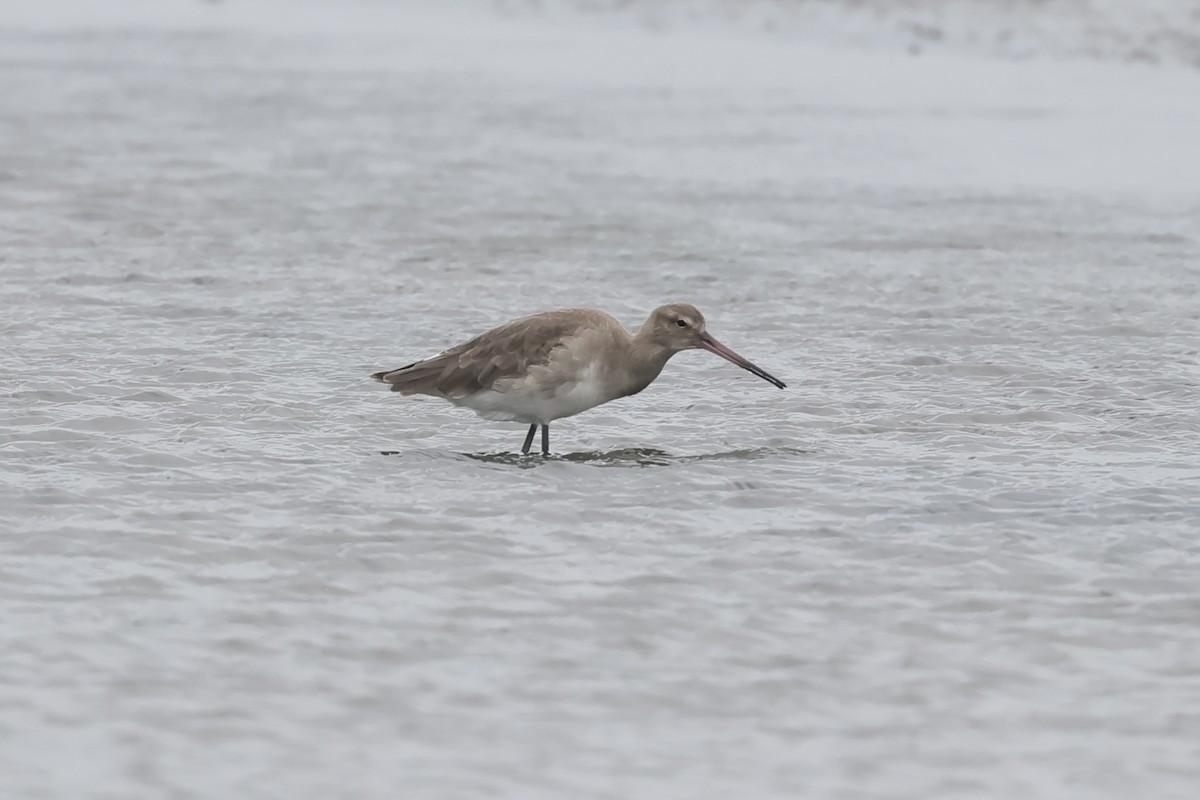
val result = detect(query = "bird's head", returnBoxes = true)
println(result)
[644,303,786,389]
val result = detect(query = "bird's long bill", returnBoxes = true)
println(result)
[698,333,787,389]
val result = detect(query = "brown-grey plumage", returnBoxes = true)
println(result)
[371,304,785,454]
[371,309,620,398]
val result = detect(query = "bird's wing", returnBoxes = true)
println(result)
[371,310,595,397]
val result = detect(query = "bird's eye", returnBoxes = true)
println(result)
[675,319,688,328]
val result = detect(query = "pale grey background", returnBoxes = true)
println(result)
[3,1,1200,798]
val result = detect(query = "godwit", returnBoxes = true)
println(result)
[371,303,785,455]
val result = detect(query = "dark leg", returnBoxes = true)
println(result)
[521,424,537,455]
[540,424,550,456]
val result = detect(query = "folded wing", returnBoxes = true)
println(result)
[370,311,589,398]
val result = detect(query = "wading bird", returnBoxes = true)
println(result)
[371,303,785,455]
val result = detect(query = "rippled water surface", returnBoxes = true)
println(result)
[4,3,1200,798]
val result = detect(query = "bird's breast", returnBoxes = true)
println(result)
[550,363,614,414]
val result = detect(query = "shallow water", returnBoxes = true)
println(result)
[3,3,1200,799]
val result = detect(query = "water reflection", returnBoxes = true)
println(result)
[375,446,810,468]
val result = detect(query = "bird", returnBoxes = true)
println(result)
[371,303,786,455]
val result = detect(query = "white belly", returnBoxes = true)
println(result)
[450,366,611,424]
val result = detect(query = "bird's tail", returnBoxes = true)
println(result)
[370,364,413,383]
[370,359,450,394]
